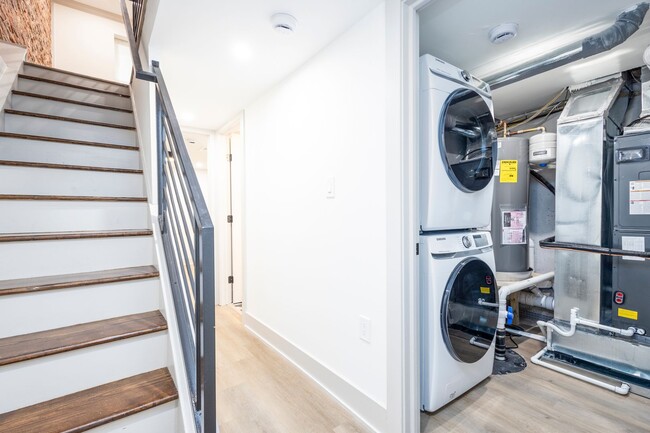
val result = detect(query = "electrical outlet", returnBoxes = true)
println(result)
[359,316,371,343]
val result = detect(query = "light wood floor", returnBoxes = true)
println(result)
[217,306,650,433]
[216,306,370,433]
[421,338,650,433]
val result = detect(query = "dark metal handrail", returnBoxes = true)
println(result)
[119,1,216,432]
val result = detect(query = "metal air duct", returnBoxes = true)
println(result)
[486,3,650,90]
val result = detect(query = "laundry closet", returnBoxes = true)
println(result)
[413,0,650,430]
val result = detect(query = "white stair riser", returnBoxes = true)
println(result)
[0,138,139,169]
[0,166,145,197]
[0,279,161,338]
[5,114,136,147]
[17,80,132,110]
[87,402,179,433]
[12,94,135,127]
[22,65,129,95]
[0,333,168,412]
[0,236,154,279]
[0,201,150,232]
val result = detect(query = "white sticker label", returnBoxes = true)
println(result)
[630,180,650,215]
[502,210,527,245]
[622,236,645,262]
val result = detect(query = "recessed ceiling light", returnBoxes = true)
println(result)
[489,23,519,44]
[271,13,297,35]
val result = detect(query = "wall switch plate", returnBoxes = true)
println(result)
[359,316,371,343]
[326,176,335,198]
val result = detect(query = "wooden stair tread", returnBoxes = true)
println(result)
[0,266,159,296]
[0,311,167,366]
[12,90,133,113]
[23,61,130,89]
[0,194,147,202]
[0,368,177,432]
[18,74,131,98]
[4,109,136,130]
[0,229,153,242]
[0,159,142,174]
[0,132,139,151]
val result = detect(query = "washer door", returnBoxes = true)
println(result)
[441,257,498,363]
[439,88,497,192]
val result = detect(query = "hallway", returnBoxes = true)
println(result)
[216,306,370,433]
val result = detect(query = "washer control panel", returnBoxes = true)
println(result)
[426,231,492,254]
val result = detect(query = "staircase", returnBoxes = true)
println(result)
[0,63,180,432]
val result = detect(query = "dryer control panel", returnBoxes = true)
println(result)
[428,232,492,255]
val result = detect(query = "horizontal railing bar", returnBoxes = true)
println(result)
[164,129,199,228]
[163,208,198,342]
[160,230,198,397]
[163,185,198,301]
[164,154,197,254]
[163,122,199,222]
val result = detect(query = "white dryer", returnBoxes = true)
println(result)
[420,54,498,232]
[420,230,498,412]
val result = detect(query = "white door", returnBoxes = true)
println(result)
[228,133,244,304]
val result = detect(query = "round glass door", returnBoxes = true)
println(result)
[441,257,498,363]
[439,89,497,192]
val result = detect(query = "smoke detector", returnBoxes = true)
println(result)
[489,23,519,44]
[271,13,298,35]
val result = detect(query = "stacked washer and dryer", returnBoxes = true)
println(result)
[419,54,500,412]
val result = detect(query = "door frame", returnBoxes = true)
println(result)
[386,1,433,431]
[216,114,245,307]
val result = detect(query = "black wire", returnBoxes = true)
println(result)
[629,114,650,127]
[530,170,555,195]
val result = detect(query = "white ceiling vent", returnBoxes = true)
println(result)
[489,23,519,44]
[271,13,298,35]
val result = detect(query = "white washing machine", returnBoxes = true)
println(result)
[420,54,498,232]
[420,230,498,412]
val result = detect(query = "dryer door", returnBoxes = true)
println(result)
[441,257,498,363]
[439,89,497,192]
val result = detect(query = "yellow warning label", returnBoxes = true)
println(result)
[618,308,639,320]
[480,286,491,294]
[500,160,518,183]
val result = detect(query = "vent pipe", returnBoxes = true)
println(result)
[486,3,649,90]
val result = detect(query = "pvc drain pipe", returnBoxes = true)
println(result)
[495,272,555,360]
[531,347,631,395]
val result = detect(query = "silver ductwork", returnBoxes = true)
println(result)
[486,3,650,89]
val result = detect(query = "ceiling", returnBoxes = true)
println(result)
[148,0,383,130]
[69,0,121,16]
[183,131,209,169]
[419,0,650,118]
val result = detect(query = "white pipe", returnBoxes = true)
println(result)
[531,346,631,395]
[537,307,637,339]
[497,272,555,330]
[519,291,555,310]
[575,317,637,337]
[469,336,491,350]
[506,327,546,342]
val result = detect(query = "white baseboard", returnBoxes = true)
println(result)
[243,312,387,433]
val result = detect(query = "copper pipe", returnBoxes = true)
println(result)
[507,126,546,137]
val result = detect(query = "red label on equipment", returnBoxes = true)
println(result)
[614,291,625,305]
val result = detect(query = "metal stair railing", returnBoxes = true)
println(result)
[119,1,216,432]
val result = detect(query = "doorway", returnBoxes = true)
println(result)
[226,132,243,305]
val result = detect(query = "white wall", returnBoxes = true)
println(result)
[243,2,388,428]
[52,3,129,82]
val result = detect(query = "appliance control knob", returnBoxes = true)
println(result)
[460,70,471,82]
[462,236,472,248]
